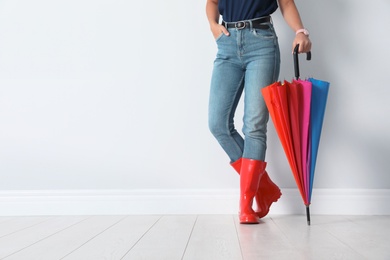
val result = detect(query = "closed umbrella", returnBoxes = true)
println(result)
[262,45,330,225]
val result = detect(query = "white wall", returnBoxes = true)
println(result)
[0,0,389,214]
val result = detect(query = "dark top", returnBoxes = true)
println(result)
[218,0,278,22]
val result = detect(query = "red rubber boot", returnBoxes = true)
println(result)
[239,158,266,224]
[230,158,242,173]
[254,172,282,218]
[231,158,281,218]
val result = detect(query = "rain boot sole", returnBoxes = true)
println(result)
[239,216,260,224]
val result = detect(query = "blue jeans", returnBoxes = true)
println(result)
[208,21,280,163]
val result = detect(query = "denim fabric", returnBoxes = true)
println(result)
[208,21,280,162]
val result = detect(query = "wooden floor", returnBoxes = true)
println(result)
[0,215,389,260]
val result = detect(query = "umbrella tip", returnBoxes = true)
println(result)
[306,205,311,226]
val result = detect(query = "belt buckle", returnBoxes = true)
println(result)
[235,21,246,30]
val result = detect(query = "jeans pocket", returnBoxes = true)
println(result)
[215,33,225,42]
[252,25,276,39]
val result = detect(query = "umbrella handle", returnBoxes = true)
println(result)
[293,44,312,80]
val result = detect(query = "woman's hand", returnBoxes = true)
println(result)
[293,33,311,53]
[206,0,229,40]
[277,0,312,53]
[210,23,230,40]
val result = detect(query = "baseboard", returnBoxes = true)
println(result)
[0,189,389,216]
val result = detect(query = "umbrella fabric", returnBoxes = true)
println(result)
[293,79,312,205]
[262,80,312,205]
[262,82,296,176]
[262,77,329,225]
[308,78,330,202]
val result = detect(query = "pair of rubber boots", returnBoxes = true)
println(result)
[231,158,282,224]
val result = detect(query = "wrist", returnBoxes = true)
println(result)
[210,21,220,29]
[295,28,309,37]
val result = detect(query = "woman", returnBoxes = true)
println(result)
[206,0,311,224]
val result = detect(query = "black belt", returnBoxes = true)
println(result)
[222,16,271,30]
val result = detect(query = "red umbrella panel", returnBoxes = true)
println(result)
[262,80,312,206]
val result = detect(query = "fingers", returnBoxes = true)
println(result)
[221,26,230,36]
[211,24,230,39]
[299,40,312,53]
[293,34,312,53]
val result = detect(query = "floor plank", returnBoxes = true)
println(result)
[61,215,160,260]
[234,216,302,260]
[0,215,389,260]
[0,216,87,259]
[0,217,14,225]
[0,216,51,238]
[121,215,196,260]
[323,216,390,260]
[270,215,366,260]
[3,216,124,260]
[183,215,242,260]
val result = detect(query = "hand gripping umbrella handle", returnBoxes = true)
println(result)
[293,44,312,80]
